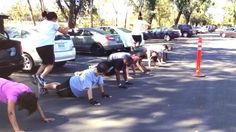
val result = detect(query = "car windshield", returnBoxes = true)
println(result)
[118,28,131,33]
[90,28,109,35]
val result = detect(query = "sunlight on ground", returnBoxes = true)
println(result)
[174,118,203,127]
[119,97,166,109]
[83,117,136,128]
[156,87,180,92]
[59,106,84,115]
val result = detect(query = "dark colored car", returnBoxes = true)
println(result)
[0,33,23,77]
[68,28,125,56]
[172,24,194,37]
[220,27,236,38]
[0,15,23,77]
[144,27,180,41]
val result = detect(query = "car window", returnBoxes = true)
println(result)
[21,30,30,38]
[83,30,92,36]
[0,33,7,40]
[118,28,131,33]
[5,27,21,38]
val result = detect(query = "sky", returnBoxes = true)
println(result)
[0,0,230,23]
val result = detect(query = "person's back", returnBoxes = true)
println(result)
[108,52,131,61]
[132,20,144,36]
[0,78,32,103]
[70,68,103,96]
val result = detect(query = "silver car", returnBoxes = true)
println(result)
[69,28,125,56]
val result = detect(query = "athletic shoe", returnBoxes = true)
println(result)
[118,84,128,89]
[89,99,101,106]
[125,81,133,85]
[36,75,46,86]
[37,81,48,95]
[101,93,112,98]
[32,74,37,84]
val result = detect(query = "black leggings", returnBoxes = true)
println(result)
[56,78,75,97]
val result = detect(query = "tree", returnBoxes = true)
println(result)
[27,0,36,26]
[170,0,212,25]
[56,0,89,28]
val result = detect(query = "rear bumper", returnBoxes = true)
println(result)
[55,48,76,62]
[103,44,125,51]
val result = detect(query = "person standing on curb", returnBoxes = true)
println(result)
[131,12,150,51]
[0,78,54,132]
[32,11,69,88]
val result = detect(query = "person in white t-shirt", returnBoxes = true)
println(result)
[131,14,150,50]
[32,11,69,89]
[41,62,111,106]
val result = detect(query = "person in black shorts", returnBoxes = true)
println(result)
[101,59,133,89]
[32,11,69,89]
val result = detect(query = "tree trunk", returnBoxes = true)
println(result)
[68,0,76,28]
[89,0,94,27]
[56,0,68,21]
[124,9,128,28]
[27,0,36,26]
[174,11,182,25]
[39,0,45,12]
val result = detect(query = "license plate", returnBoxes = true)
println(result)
[58,43,65,48]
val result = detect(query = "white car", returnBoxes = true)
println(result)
[97,26,145,50]
[5,26,76,71]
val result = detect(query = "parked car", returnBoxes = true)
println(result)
[144,27,180,41]
[0,32,23,77]
[172,24,195,37]
[96,26,133,50]
[194,26,208,34]
[0,15,23,77]
[5,26,76,71]
[219,27,236,38]
[68,28,125,56]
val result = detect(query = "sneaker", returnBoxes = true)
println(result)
[89,99,101,106]
[118,84,128,89]
[36,75,46,86]
[101,93,112,98]
[125,81,133,85]
[37,81,48,95]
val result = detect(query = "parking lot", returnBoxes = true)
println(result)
[1,33,236,132]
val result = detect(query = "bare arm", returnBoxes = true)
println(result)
[146,50,151,68]
[136,61,145,72]
[7,100,23,132]
[97,84,105,94]
[87,88,93,100]
[122,66,128,82]
[115,69,121,85]
[58,27,69,34]
[37,102,54,123]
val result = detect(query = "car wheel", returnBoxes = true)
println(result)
[91,44,105,56]
[183,32,188,37]
[22,53,34,71]
[221,33,226,38]
[164,35,171,41]
[55,61,67,67]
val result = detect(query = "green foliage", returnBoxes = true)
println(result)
[7,2,41,22]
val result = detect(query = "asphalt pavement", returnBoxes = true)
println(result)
[1,33,236,132]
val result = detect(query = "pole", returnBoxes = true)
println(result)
[195,37,205,77]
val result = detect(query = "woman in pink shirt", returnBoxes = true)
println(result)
[0,78,54,132]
